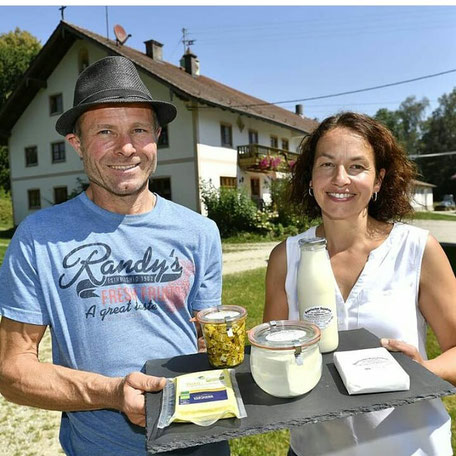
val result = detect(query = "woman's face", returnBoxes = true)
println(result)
[311,127,385,222]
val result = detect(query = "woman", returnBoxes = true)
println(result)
[264,112,456,456]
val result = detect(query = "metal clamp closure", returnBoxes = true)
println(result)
[225,317,234,338]
[294,341,303,365]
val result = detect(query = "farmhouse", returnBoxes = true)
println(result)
[0,21,317,225]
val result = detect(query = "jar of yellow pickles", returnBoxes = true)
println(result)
[196,305,247,368]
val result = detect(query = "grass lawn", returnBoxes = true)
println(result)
[409,211,456,221]
[0,241,454,454]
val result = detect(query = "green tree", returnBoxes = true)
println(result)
[374,107,402,139]
[374,96,429,155]
[0,28,41,192]
[0,27,41,107]
[419,88,456,199]
[399,96,429,155]
[0,146,9,192]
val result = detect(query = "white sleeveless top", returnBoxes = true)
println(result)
[286,223,452,456]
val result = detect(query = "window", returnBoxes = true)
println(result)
[28,189,41,210]
[52,142,66,163]
[250,178,260,197]
[220,176,237,189]
[158,125,169,148]
[270,135,278,149]
[54,186,68,204]
[25,146,38,167]
[149,177,172,201]
[49,94,63,116]
[281,138,289,151]
[220,124,233,148]
[248,129,258,145]
[78,48,89,74]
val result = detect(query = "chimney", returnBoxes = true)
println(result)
[295,104,304,117]
[180,48,200,77]
[144,39,163,61]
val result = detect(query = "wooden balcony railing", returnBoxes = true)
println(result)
[237,144,299,172]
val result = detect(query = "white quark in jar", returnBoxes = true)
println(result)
[248,321,322,398]
[297,238,339,353]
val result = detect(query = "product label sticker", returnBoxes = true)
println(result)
[353,356,392,370]
[179,388,229,405]
[303,306,333,329]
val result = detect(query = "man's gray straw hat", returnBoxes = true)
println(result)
[56,56,177,136]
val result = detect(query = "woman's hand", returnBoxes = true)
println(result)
[380,338,425,365]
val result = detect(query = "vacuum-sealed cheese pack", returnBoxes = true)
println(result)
[157,368,247,428]
[333,347,410,395]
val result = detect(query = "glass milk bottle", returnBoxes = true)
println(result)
[297,237,338,353]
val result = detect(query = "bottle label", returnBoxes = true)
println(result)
[302,306,333,329]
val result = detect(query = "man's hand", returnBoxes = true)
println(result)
[197,335,207,353]
[117,372,166,427]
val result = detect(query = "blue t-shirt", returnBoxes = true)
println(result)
[0,192,223,455]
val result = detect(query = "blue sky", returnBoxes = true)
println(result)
[1,4,456,121]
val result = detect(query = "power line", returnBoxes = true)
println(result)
[409,151,456,159]
[195,68,456,109]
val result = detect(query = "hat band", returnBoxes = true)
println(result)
[77,88,153,106]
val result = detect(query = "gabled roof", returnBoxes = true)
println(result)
[412,179,436,188]
[0,21,317,141]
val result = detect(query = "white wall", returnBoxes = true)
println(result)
[197,108,302,150]
[412,187,434,211]
[198,145,237,187]
[9,41,99,224]
[11,173,87,223]
[142,74,198,210]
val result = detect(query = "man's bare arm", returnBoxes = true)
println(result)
[0,317,165,426]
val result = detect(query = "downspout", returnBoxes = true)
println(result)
[190,100,201,213]
[6,138,16,227]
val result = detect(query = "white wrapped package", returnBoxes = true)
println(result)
[333,347,410,395]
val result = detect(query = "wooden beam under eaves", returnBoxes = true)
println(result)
[0,128,10,142]
[25,77,47,89]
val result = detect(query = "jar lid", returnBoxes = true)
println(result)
[298,237,326,249]
[248,320,321,350]
[196,305,247,324]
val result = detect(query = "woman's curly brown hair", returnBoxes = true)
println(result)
[290,112,418,222]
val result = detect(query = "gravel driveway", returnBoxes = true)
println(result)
[222,219,456,276]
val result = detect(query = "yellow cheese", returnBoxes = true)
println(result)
[170,369,244,426]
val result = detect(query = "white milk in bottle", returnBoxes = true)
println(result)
[297,237,338,353]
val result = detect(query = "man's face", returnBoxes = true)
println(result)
[67,104,160,204]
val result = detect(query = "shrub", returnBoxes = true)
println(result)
[200,182,259,238]
[269,177,311,232]
[0,189,12,226]
[200,179,317,240]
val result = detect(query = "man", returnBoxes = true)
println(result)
[0,56,229,455]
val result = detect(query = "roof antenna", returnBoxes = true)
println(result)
[182,28,196,53]
[59,6,66,21]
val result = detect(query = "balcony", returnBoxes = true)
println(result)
[237,144,299,173]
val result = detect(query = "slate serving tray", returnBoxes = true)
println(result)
[145,328,456,454]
